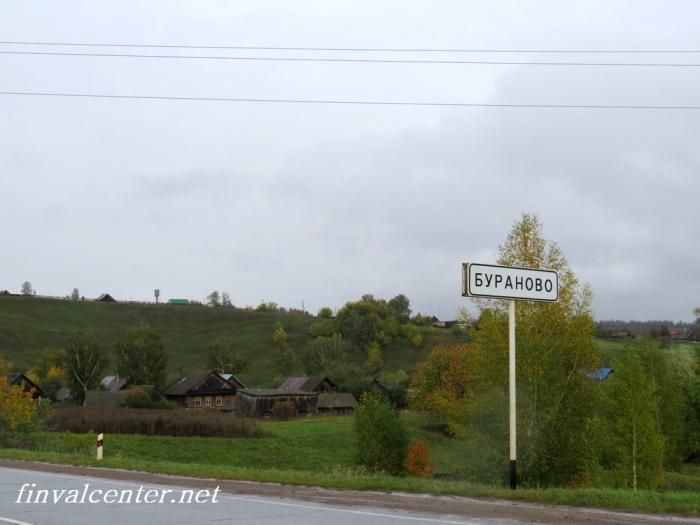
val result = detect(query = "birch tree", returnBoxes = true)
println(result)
[62,335,109,404]
[470,214,600,486]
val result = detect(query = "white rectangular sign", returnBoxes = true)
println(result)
[462,263,559,302]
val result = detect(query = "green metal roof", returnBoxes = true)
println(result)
[168,299,189,305]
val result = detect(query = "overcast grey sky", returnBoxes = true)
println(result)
[1,1,698,321]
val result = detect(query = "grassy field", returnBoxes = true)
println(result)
[1,414,699,515]
[0,296,465,384]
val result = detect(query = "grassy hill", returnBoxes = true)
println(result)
[0,296,465,385]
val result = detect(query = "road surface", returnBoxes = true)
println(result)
[0,462,697,524]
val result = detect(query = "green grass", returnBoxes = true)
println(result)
[0,296,466,384]
[1,449,699,515]
[2,415,699,515]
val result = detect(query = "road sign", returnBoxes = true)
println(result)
[461,262,559,490]
[462,263,558,302]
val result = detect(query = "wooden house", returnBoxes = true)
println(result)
[164,371,245,409]
[96,293,117,303]
[235,389,318,418]
[83,385,166,407]
[317,392,358,415]
[279,376,336,393]
[7,372,45,400]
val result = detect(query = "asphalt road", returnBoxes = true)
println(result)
[0,464,698,525]
[0,467,505,525]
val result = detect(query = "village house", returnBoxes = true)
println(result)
[279,376,336,393]
[164,371,245,408]
[83,385,166,407]
[7,372,45,400]
[234,388,318,418]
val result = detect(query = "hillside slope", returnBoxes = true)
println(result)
[0,296,463,385]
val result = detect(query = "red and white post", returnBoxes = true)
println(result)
[96,433,104,461]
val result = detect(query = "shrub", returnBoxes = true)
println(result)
[44,406,265,438]
[354,391,408,475]
[405,441,433,478]
[271,401,297,420]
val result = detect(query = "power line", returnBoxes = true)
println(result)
[2,40,700,53]
[2,50,699,67]
[1,90,698,110]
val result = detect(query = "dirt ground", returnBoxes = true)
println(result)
[1,459,697,524]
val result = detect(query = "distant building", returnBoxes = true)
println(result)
[7,372,45,400]
[164,371,245,409]
[317,392,358,415]
[83,385,166,407]
[96,293,117,303]
[235,389,318,418]
[100,375,129,391]
[168,299,189,305]
[279,376,336,393]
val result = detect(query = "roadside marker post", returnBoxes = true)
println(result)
[462,263,559,489]
[97,433,104,461]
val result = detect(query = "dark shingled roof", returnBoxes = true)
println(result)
[7,372,45,397]
[164,371,245,397]
[279,376,335,392]
[240,388,316,397]
[317,392,358,410]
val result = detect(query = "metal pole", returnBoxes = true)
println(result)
[509,300,517,489]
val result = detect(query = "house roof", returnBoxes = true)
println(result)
[100,375,129,391]
[588,368,614,380]
[83,390,131,407]
[83,385,164,407]
[164,371,245,396]
[168,299,189,305]
[7,372,45,396]
[317,392,358,410]
[240,388,316,397]
[279,376,335,392]
[96,293,117,302]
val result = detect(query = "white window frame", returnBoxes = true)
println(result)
[205,396,212,406]
[194,396,201,407]
[216,396,223,407]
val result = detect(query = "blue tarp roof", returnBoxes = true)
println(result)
[588,368,614,380]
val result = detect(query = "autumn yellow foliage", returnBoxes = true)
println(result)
[0,362,38,431]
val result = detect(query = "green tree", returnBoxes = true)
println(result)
[388,294,411,323]
[470,214,600,486]
[363,341,384,374]
[70,288,80,301]
[272,323,295,375]
[633,337,697,469]
[335,295,397,350]
[308,319,336,338]
[317,307,333,319]
[62,334,109,404]
[20,281,33,295]
[595,348,664,489]
[354,391,408,475]
[206,343,249,375]
[31,349,66,402]
[408,345,475,435]
[302,334,344,375]
[115,324,168,387]
[207,290,220,307]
